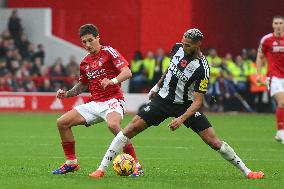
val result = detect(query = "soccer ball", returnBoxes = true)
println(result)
[113,153,136,176]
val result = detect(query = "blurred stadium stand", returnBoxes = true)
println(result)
[0,9,85,66]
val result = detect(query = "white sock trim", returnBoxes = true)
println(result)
[117,131,129,143]
[65,159,78,165]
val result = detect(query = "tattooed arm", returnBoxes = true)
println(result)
[56,82,88,99]
[66,82,88,97]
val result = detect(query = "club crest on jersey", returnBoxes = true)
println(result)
[98,58,103,67]
[92,58,103,68]
[180,59,188,67]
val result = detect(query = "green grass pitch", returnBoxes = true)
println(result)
[0,113,284,189]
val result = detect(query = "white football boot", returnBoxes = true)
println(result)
[275,130,284,144]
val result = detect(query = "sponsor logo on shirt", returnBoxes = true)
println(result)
[86,69,106,79]
[272,40,284,52]
[272,45,284,52]
[168,63,189,82]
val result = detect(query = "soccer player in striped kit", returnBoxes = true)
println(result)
[90,28,264,179]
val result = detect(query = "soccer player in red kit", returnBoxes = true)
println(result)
[52,24,143,176]
[256,16,284,143]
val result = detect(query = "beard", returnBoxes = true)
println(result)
[186,45,200,58]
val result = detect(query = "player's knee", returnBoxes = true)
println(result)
[277,101,284,108]
[56,117,69,129]
[207,137,222,150]
[107,122,121,134]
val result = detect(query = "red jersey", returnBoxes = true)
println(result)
[259,33,284,78]
[79,45,129,102]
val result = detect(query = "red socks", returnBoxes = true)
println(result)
[276,107,284,130]
[123,143,138,163]
[61,141,76,160]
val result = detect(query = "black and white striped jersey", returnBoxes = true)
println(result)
[158,43,210,104]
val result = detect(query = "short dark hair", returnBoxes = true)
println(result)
[273,15,284,20]
[79,24,99,38]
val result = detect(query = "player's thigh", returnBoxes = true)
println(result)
[103,99,125,120]
[57,109,86,128]
[270,77,284,99]
[106,112,123,135]
[137,102,168,126]
[274,92,284,107]
[74,101,104,126]
[106,112,122,125]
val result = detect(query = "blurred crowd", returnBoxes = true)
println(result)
[0,9,273,113]
[0,10,79,92]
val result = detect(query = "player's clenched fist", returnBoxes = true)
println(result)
[56,89,67,99]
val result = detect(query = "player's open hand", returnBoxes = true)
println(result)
[168,117,183,131]
[56,89,67,99]
[101,78,113,90]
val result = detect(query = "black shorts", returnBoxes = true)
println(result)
[137,96,212,133]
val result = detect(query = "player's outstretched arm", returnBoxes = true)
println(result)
[65,81,88,98]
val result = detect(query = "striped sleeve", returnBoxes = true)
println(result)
[194,56,210,94]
